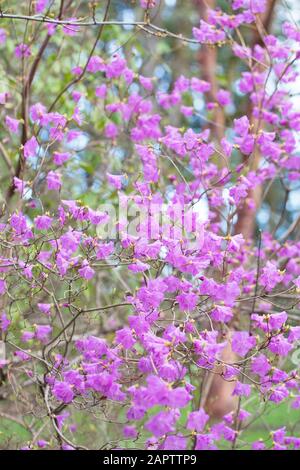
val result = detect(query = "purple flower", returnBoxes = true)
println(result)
[187,409,209,432]
[105,122,119,139]
[116,327,135,349]
[24,136,38,159]
[0,279,6,295]
[87,56,106,73]
[252,440,266,450]
[261,261,282,291]
[78,261,95,280]
[35,325,52,343]
[251,354,271,378]
[15,43,31,58]
[5,116,20,134]
[176,292,198,312]
[140,0,156,8]
[0,28,6,45]
[161,434,187,450]
[0,312,10,332]
[106,173,124,190]
[269,311,288,330]
[268,335,292,357]
[36,0,49,13]
[232,331,256,357]
[232,381,251,397]
[53,151,71,166]
[34,215,53,230]
[53,381,74,404]
[145,410,179,438]
[46,171,61,191]
[96,242,114,259]
[234,116,250,136]
[37,303,52,316]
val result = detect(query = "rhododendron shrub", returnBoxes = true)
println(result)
[0,0,300,451]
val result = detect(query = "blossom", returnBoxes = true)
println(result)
[260,261,283,291]
[0,279,6,295]
[15,43,31,58]
[5,116,20,134]
[104,122,119,139]
[123,425,137,439]
[232,331,256,357]
[140,0,156,8]
[63,19,80,36]
[106,173,125,190]
[37,303,52,316]
[35,325,52,343]
[232,382,251,397]
[187,409,209,432]
[24,136,38,159]
[34,215,53,230]
[0,312,10,332]
[78,262,95,280]
[35,0,49,13]
[116,328,135,349]
[145,410,179,438]
[251,354,271,378]
[0,28,6,45]
[193,20,226,44]
[46,171,62,191]
[96,242,114,259]
[53,152,71,166]
[53,381,74,403]
[176,292,198,312]
[268,311,288,330]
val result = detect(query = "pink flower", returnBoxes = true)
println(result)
[37,303,51,317]
[211,305,233,323]
[116,328,135,349]
[0,312,10,332]
[46,171,61,191]
[35,325,52,343]
[0,279,7,295]
[251,354,271,378]
[269,311,288,330]
[176,292,198,312]
[13,177,28,194]
[139,75,153,91]
[193,20,226,44]
[24,136,38,159]
[53,381,74,403]
[35,0,49,13]
[5,116,20,134]
[62,18,80,36]
[0,92,9,104]
[15,43,31,58]
[232,331,256,357]
[123,425,137,439]
[104,122,119,139]
[261,261,282,291]
[34,215,53,230]
[217,89,231,106]
[145,410,179,438]
[232,381,251,397]
[106,173,124,190]
[87,56,106,73]
[0,28,6,45]
[140,0,156,8]
[96,242,114,259]
[187,409,209,432]
[78,262,95,280]
[95,84,107,99]
[53,151,71,166]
